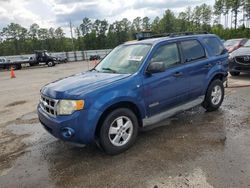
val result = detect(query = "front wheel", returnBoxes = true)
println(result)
[202,79,224,112]
[99,108,138,155]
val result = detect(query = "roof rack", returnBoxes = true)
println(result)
[137,31,209,41]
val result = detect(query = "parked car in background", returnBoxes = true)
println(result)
[229,39,250,76]
[89,55,101,61]
[56,54,68,63]
[38,33,228,155]
[224,38,248,53]
[0,58,7,64]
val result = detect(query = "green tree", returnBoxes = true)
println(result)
[132,17,142,32]
[80,17,92,36]
[158,9,176,33]
[142,17,151,31]
[230,0,242,29]
[214,0,224,25]
[200,4,212,31]
[151,16,160,33]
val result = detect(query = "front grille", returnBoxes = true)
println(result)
[235,56,250,65]
[40,95,58,116]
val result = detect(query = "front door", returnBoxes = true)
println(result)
[143,42,189,117]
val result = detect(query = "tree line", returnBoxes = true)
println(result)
[0,1,250,56]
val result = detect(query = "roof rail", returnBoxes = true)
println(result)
[137,31,209,40]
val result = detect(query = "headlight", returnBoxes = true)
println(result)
[228,53,233,61]
[57,100,84,115]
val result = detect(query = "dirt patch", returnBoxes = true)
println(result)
[15,118,39,125]
[5,101,27,107]
[0,128,29,176]
[0,109,10,115]
[14,112,39,125]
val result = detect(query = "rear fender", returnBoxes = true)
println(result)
[203,65,227,94]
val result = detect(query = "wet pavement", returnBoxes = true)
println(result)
[0,63,250,187]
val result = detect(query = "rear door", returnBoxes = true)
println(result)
[179,39,212,100]
[143,42,189,117]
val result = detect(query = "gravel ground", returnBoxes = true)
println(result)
[0,62,250,188]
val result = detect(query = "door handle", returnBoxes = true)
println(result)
[204,63,212,68]
[173,72,183,77]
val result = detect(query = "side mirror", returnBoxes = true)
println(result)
[146,61,165,74]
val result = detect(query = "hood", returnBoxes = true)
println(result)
[41,71,130,99]
[231,47,250,57]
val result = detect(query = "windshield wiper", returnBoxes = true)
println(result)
[90,68,100,72]
[102,67,117,73]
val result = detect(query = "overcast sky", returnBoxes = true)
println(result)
[0,0,214,36]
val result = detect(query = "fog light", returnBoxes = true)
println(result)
[61,127,75,139]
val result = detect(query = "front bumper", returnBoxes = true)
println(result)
[37,104,101,144]
[229,59,250,73]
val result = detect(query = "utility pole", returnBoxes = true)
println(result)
[70,20,75,51]
[70,20,77,61]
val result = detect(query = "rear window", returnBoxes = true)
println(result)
[204,37,224,56]
[181,40,206,62]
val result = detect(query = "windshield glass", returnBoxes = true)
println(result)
[95,44,151,74]
[244,40,250,47]
[224,39,241,47]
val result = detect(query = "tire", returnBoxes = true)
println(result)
[230,71,240,76]
[202,79,224,112]
[47,61,55,67]
[17,64,22,70]
[99,108,138,155]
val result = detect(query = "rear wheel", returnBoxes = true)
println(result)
[47,61,55,67]
[99,108,138,155]
[202,79,224,112]
[230,71,240,76]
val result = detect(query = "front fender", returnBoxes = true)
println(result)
[92,94,146,119]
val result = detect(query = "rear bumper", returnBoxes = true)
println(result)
[37,104,101,144]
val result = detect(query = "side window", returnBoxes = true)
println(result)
[181,40,206,62]
[149,43,180,69]
[203,37,224,56]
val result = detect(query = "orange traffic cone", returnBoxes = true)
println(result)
[10,67,16,78]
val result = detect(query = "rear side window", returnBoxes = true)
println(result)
[203,37,224,56]
[181,40,206,62]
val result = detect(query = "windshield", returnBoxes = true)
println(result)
[244,40,250,47]
[95,44,151,74]
[224,39,241,47]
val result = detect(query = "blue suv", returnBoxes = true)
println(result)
[38,33,228,155]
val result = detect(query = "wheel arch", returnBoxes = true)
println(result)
[204,72,227,94]
[94,101,142,138]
